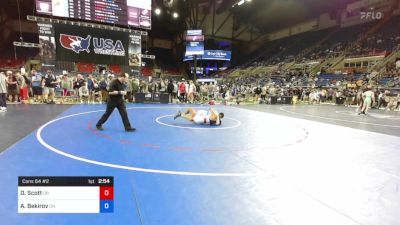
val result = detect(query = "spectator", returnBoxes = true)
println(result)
[7,71,18,103]
[253,85,262,103]
[261,85,267,102]
[179,80,187,102]
[19,72,30,104]
[172,80,178,102]
[188,80,196,103]
[60,74,73,104]
[98,77,108,103]
[78,81,90,104]
[92,79,101,103]
[73,74,85,102]
[124,75,133,103]
[160,79,166,93]
[396,93,400,111]
[42,70,59,104]
[385,95,397,111]
[129,77,139,103]
[139,80,148,93]
[0,71,8,112]
[14,72,25,103]
[30,70,43,103]
[377,90,385,109]
[87,74,96,103]
[167,79,174,103]
[200,83,208,102]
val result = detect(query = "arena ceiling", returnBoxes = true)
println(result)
[151,0,361,39]
[215,0,360,33]
[1,0,361,39]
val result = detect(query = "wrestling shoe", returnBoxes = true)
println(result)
[96,125,104,131]
[174,111,181,120]
[125,128,136,132]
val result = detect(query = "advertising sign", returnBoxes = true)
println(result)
[54,24,129,65]
[184,50,231,61]
[38,22,56,62]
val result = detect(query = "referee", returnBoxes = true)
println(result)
[96,73,135,132]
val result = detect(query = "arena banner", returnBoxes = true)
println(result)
[128,34,141,67]
[54,24,129,65]
[185,29,204,56]
[37,22,56,62]
[183,50,231,61]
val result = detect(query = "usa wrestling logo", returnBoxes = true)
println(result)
[60,34,91,53]
[59,33,125,56]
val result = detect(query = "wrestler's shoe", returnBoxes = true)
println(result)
[174,111,181,120]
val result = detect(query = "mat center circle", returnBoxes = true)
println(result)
[155,115,242,130]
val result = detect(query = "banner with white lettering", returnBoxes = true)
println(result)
[183,50,231,61]
[54,24,129,65]
[128,34,141,67]
[37,22,56,62]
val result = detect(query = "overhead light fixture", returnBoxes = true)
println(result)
[155,8,161,15]
[232,0,250,7]
[173,12,179,18]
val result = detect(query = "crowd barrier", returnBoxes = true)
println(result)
[269,96,293,104]
[135,93,170,104]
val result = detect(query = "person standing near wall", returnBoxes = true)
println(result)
[14,72,25,103]
[42,70,59,104]
[0,72,9,112]
[167,79,174,103]
[30,70,43,103]
[179,80,187,103]
[60,74,73,104]
[359,86,375,115]
[6,71,18,103]
[98,76,108,103]
[20,72,31,104]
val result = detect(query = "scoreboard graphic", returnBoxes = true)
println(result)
[35,0,151,29]
[185,30,204,56]
[18,177,114,213]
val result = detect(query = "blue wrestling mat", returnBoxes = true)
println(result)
[1,104,400,225]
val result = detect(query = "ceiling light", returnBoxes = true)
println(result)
[155,8,161,15]
[173,12,179,18]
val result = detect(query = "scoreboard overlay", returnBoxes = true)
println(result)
[18,177,114,213]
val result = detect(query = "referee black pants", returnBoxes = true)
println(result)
[96,99,132,130]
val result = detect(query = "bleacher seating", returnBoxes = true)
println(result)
[378,77,394,86]
[162,68,180,76]
[141,67,154,76]
[0,58,25,69]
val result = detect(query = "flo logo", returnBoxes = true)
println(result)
[60,34,91,53]
[360,11,383,20]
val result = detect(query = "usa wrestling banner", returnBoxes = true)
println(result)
[54,24,129,65]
